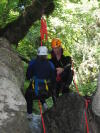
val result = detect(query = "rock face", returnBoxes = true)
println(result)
[92,72,100,116]
[0,38,31,133]
[0,37,100,133]
[44,93,85,133]
[43,91,100,133]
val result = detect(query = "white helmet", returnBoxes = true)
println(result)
[37,46,48,55]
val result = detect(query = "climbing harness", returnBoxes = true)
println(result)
[32,76,48,133]
[44,80,49,91]
[32,77,49,96]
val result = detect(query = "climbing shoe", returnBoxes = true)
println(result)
[27,113,33,120]
[42,103,48,112]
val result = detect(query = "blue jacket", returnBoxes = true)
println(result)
[26,58,56,83]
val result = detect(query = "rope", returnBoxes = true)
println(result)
[40,16,48,46]
[32,80,46,133]
[38,14,48,133]
[84,99,90,133]
[38,100,46,133]
[71,59,80,96]
[85,110,89,133]
[71,59,90,133]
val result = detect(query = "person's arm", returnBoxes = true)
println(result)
[60,56,73,82]
[63,56,72,70]
[56,56,72,75]
[49,61,56,82]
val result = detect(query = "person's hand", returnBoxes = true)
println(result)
[56,67,64,75]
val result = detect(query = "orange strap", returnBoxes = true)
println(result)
[38,100,46,133]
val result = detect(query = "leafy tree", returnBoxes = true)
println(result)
[0,0,99,96]
[17,0,100,95]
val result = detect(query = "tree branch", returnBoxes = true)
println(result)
[0,0,55,45]
[18,54,30,63]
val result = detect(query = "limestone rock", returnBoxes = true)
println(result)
[0,38,31,133]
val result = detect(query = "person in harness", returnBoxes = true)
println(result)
[50,38,73,97]
[25,46,56,119]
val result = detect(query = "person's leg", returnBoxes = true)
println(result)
[47,82,57,106]
[25,87,33,114]
[40,98,48,112]
[62,83,70,94]
[51,88,57,106]
[61,69,73,83]
[55,82,61,98]
[61,70,73,94]
[40,98,46,105]
[66,70,73,86]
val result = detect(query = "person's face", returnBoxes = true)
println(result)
[53,47,61,55]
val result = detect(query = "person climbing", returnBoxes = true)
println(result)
[25,46,56,119]
[50,38,73,97]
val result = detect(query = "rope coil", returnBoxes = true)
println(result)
[40,16,48,46]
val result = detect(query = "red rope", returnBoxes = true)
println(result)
[38,100,46,133]
[71,59,80,96]
[71,59,90,133]
[85,99,90,133]
[40,17,48,46]
[85,110,89,133]
[39,15,48,133]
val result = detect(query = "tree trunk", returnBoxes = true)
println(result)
[0,0,55,45]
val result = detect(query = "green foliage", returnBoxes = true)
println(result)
[79,81,97,96]
[0,0,100,96]
[0,0,18,27]
[0,0,32,27]
[47,0,99,95]
[69,0,81,3]
[18,0,100,96]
